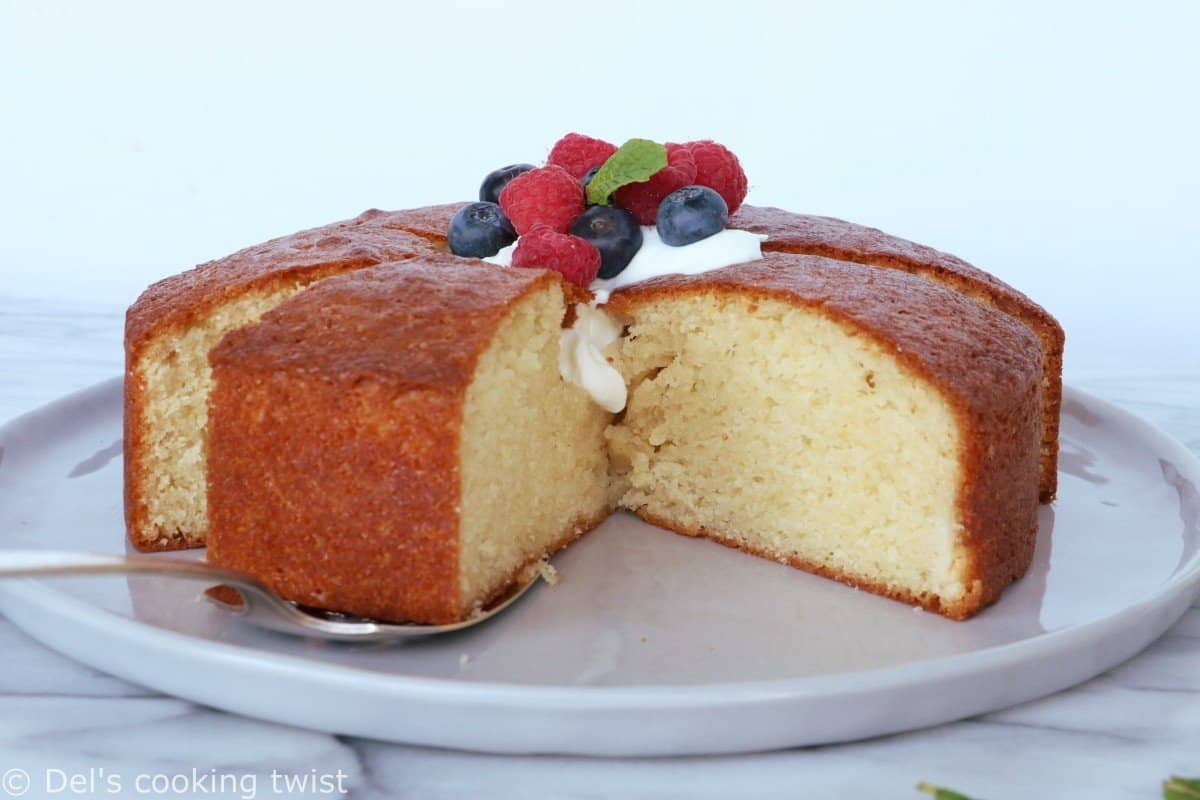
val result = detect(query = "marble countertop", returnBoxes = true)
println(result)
[0,294,1197,800]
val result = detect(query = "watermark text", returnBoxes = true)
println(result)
[0,767,350,798]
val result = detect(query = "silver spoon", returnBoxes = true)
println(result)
[0,549,539,642]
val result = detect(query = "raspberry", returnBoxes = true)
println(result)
[676,140,748,214]
[499,165,586,235]
[612,143,697,225]
[547,133,618,179]
[511,226,601,287]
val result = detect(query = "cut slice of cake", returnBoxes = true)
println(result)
[123,212,438,552]
[205,258,613,624]
[603,253,1043,619]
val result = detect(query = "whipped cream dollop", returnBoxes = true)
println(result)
[487,225,766,413]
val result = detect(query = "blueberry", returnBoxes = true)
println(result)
[569,205,643,279]
[479,163,535,204]
[580,166,601,192]
[655,185,728,247]
[448,202,517,258]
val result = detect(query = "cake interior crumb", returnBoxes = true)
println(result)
[536,560,560,587]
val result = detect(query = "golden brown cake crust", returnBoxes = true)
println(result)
[361,203,461,250]
[605,253,1043,619]
[125,211,443,358]
[205,260,570,623]
[208,253,549,381]
[731,205,1063,502]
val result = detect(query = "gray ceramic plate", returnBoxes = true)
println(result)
[0,379,1197,755]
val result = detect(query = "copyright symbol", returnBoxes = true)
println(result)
[1,769,29,797]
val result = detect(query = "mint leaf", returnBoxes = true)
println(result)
[1165,777,1200,800]
[917,782,979,800]
[585,138,667,206]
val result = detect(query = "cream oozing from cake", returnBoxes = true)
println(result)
[559,303,626,413]
[487,227,766,412]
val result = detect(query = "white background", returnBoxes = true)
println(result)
[0,1,1197,375]
[0,6,1197,793]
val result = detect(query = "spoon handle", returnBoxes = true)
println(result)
[0,549,267,593]
[0,548,338,637]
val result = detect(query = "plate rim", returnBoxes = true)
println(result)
[0,379,1197,709]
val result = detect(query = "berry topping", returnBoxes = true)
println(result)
[447,201,518,257]
[675,140,748,214]
[570,205,643,280]
[479,163,534,204]
[498,165,586,235]
[612,143,697,225]
[656,185,728,247]
[547,133,618,179]
[511,226,601,287]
